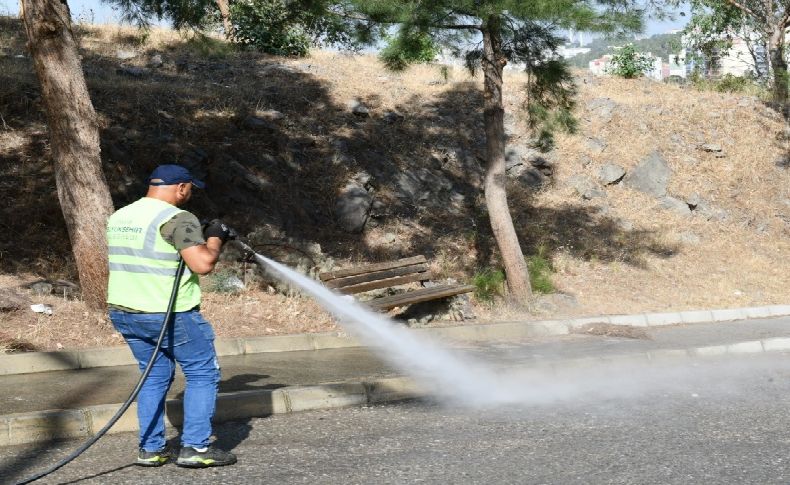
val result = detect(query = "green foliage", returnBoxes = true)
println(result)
[110,0,375,54]
[689,71,766,97]
[527,247,555,294]
[714,73,755,93]
[231,0,311,56]
[473,268,505,303]
[228,0,383,55]
[108,0,216,29]
[379,30,438,71]
[607,44,653,78]
[526,59,578,149]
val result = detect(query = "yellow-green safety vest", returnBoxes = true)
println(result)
[106,197,201,312]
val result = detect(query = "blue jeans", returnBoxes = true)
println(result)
[109,309,220,452]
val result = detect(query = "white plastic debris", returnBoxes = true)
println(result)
[30,303,53,315]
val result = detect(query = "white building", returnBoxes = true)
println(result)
[718,35,767,77]
[682,29,769,78]
[588,55,613,76]
[558,45,591,59]
[644,56,664,81]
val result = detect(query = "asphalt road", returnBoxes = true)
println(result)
[3,352,790,485]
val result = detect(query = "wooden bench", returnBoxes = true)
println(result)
[318,255,475,311]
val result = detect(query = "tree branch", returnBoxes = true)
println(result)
[436,24,481,30]
[782,2,790,27]
[723,0,763,20]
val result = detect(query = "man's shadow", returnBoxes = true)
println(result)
[165,373,286,452]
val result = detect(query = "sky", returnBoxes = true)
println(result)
[0,0,688,37]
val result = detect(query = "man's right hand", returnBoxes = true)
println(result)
[203,219,232,243]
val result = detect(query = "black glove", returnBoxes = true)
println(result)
[203,219,233,243]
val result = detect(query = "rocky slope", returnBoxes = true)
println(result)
[1,22,789,350]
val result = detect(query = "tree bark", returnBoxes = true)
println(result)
[216,0,234,38]
[21,0,114,310]
[480,15,533,305]
[768,27,788,110]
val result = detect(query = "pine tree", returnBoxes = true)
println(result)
[350,0,642,304]
[20,0,115,309]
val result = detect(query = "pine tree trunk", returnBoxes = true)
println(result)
[216,0,233,38]
[768,27,788,112]
[21,0,114,310]
[481,16,533,305]
[769,28,788,111]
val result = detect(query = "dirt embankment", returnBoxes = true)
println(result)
[1,22,789,352]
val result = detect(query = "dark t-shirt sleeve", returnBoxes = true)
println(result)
[159,211,206,250]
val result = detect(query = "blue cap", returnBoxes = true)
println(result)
[147,164,205,189]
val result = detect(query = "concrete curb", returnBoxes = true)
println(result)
[0,376,423,447]
[2,304,790,376]
[4,334,790,447]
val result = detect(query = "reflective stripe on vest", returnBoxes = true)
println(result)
[108,263,180,276]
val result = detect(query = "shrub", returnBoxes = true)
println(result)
[379,30,437,71]
[230,0,310,56]
[473,268,505,303]
[527,247,555,294]
[688,70,766,97]
[608,44,654,79]
[714,73,755,93]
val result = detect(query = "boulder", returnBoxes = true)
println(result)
[116,66,148,78]
[349,99,370,117]
[383,111,404,123]
[516,168,549,190]
[659,196,691,216]
[336,184,372,233]
[598,163,626,185]
[586,97,618,123]
[532,293,580,314]
[506,146,555,179]
[585,137,607,154]
[567,175,606,200]
[0,288,30,312]
[394,168,453,203]
[28,281,53,296]
[148,54,164,68]
[624,151,671,198]
[242,115,278,132]
[116,49,137,60]
[686,193,702,208]
[254,109,285,122]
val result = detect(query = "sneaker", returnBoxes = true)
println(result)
[136,448,171,467]
[176,446,237,468]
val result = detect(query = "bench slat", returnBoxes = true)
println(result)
[367,284,475,311]
[338,273,431,295]
[319,256,427,282]
[325,263,429,289]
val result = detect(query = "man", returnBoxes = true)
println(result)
[106,164,236,468]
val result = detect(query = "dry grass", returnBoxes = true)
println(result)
[1,22,790,352]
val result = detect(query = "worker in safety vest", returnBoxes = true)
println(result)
[106,164,236,468]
